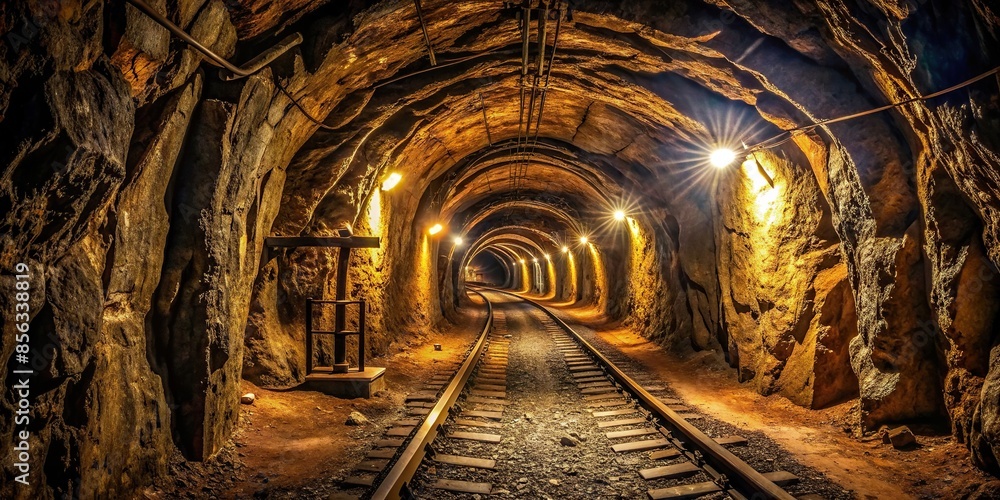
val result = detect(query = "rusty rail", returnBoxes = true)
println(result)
[480,286,795,500]
[370,289,494,499]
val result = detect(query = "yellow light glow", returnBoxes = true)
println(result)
[613,210,626,221]
[453,236,463,245]
[428,223,443,235]
[381,172,402,191]
[579,236,589,245]
[520,258,526,264]
[561,245,569,253]
[710,148,737,168]
[533,257,538,263]
[544,253,550,260]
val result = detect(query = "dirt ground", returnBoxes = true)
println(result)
[534,295,1000,500]
[146,302,485,499]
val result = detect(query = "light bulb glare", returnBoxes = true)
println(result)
[428,223,443,235]
[381,172,402,190]
[710,148,737,168]
[613,210,626,221]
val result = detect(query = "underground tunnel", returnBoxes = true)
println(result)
[2,0,1000,498]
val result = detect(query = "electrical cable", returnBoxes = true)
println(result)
[744,65,1000,153]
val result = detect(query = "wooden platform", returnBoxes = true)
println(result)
[301,367,386,398]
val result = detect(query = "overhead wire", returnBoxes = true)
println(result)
[743,65,1000,153]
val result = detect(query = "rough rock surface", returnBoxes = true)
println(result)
[1,0,1000,496]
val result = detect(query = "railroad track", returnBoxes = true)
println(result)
[350,288,807,499]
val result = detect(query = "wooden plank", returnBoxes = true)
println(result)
[386,426,415,437]
[675,413,702,420]
[592,408,639,418]
[471,404,505,413]
[408,407,431,416]
[376,438,405,447]
[659,398,682,405]
[648,481,721,500]
[598,417,647,428]
[343,475,375,487]
[576,376,609,384]
[639,461,700,480]
[589,399,629,408]
[366,449,396,459]
[606,427,659,439]
[406,391,437,402]
[579,382,614,390]
[573,370,605,379]
[649,448,683,460]
[476,384,507,392]
[667,405,690,412]
[430,479,492,495]
[470,389,506,398]
[449,431,502,443]
[714,435,748,446]
[393,418,421,426]
[354,459,389,472]
[265,236,380,248]
[462,410,504,420]
[454,418,503,429]
[583,392,623,401]
[611,438,669,453]
[468,396,512,405]
[433,454,496,469]
[477,378,507,386]
[762,471,799,486]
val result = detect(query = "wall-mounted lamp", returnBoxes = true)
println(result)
[453,236,463,246]
[428,223,443,235]
[381,172,402,190]
[710,148,737,169]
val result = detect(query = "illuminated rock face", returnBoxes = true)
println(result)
[0,0,999,495]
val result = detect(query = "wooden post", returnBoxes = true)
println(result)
[333,247,352,373]
[305,298,313,375]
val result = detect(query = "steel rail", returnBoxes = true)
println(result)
[479,287,795,500]
[370,289,494,499]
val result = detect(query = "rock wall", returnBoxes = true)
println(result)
[2,0,1000,495]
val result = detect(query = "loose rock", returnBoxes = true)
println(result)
[240,393,255,405]
[345,411,368,426]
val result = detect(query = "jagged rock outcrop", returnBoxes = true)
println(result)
[2,0,1000,496]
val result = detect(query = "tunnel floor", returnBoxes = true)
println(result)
[138,291,1000,499]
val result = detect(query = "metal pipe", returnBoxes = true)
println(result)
[413,0,437,66]
[125,0,302,81]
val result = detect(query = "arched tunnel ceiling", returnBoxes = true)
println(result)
[270,0,859,236]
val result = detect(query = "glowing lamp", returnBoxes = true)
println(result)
[561,246,569,253]
[710,148,737,168]
[520,258,526,264]
[543,253,550,260]
[381,172,402,190]
[613,210,626,221]
[532,258,538,263]
[428,223,443,235]
[579,236,589,244]
[453,236,463,245]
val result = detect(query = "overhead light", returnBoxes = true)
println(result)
[453,236,463,245]
[428,223,443,235]
[579,236,588,244]
[532,257,538,263]
[613,210,626,221]
[710,148,737,168]
[520,258,526,264]
[561,245,569,253]
[381,172,402,190]
[543,253,550,260]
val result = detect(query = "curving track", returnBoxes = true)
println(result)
[356,288,836,500]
